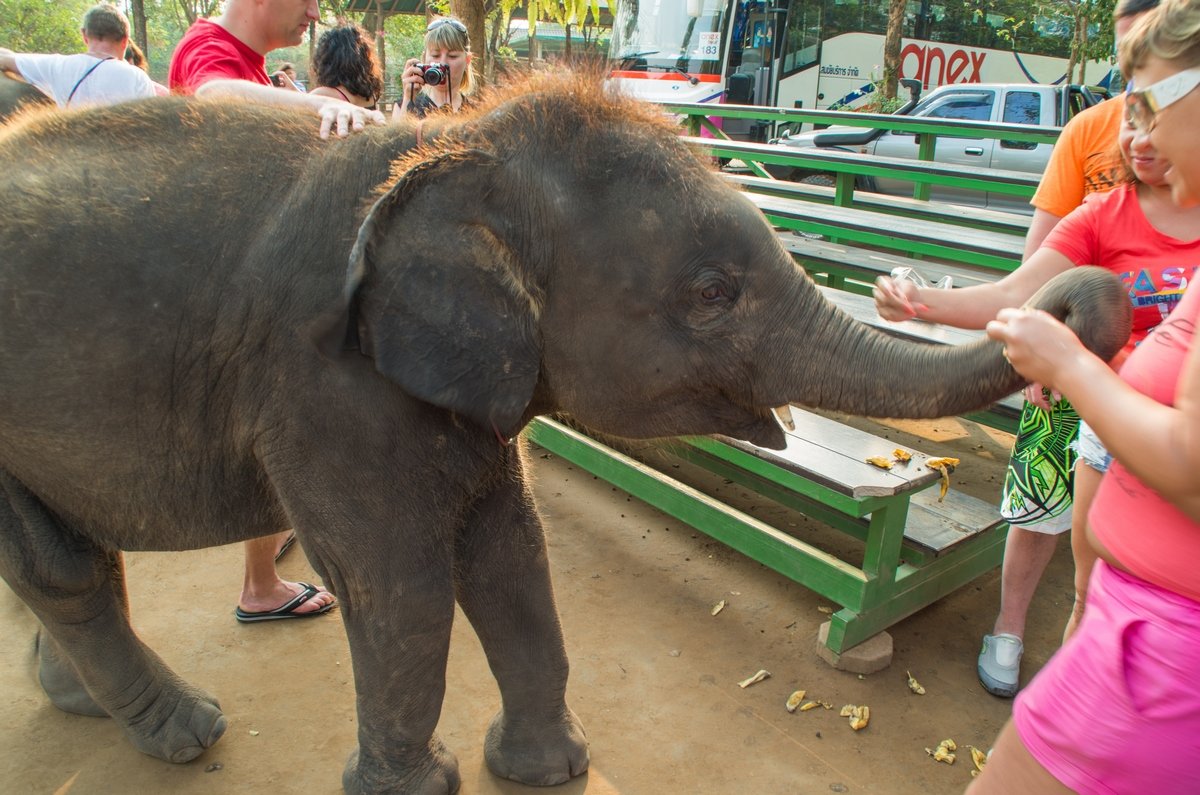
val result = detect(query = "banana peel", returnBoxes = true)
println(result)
[924,456,960,502]
[925,738,957,765]
[969,746,988,772]
[865,455,893,470]
[785,690,806,712]
[906,670,925,695]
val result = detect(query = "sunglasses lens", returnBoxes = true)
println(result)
[1125,93,1152,131]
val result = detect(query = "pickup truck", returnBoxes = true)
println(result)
[769,82,1111,213]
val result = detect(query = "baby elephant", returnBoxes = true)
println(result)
[0,72,1130,793]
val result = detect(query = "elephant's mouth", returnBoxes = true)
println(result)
[722,405,787,450]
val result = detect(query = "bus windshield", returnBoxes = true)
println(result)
[610,0,728,76]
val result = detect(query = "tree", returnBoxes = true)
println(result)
[130,0,148,59]
[881,0,906,99]
[0,0,93,53]
[1063,0,1117,84]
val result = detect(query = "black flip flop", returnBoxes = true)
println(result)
[234,582,336,623]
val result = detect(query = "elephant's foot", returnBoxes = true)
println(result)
[116,681,227,763]
[483,707,589,786]
[342,738,461,795]
[36,628,107,717]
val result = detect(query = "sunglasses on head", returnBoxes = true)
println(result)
[427,18,467,33]
[1125,66,1200,132]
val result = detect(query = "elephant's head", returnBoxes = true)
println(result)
[322,72,1131,450]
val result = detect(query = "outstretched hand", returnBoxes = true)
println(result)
[986,306,1093,393]
[317,100,386,139]
[872,275,927,321]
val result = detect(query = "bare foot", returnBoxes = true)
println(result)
[238,580,335,616]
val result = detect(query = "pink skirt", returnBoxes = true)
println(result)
[1013,560,1200,794]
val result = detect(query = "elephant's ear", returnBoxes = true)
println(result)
[317,150,542,438]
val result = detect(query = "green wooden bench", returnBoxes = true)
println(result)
[725,173,1032,237]
[689,136,1041,216]
[777,232,1008,296]
[527,410,1007,666]
[741,191,1025,274]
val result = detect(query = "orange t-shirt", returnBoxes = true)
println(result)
[1031,98,1125,218]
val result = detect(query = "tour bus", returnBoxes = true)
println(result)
[608,0,1113,126]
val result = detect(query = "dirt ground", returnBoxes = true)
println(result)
[0,414,1080,795]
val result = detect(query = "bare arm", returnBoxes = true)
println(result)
[872,246,1077,329]
[987,308,1200,519]
[1021,208,1064,261]
[195,78,384,138]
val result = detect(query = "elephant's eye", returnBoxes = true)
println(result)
[696,271,736,306]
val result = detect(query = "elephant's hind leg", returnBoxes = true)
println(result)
[453,462,589,786]
[0,472,226,762]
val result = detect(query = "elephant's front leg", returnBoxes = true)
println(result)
[453,451,589,786]
[287,491,461,795]
[337,556,460,795]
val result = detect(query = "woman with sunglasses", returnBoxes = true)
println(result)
[393,17,474,119]
[308,24,383,110]
[969,1,1200,791]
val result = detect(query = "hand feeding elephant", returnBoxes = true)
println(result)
[0,72,1131,794]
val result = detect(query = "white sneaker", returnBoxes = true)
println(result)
[977,633,1023,698]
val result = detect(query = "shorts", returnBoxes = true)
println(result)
[1000,399,1079,535]
[1013,561,1200,795]
[1074,420,1112,474]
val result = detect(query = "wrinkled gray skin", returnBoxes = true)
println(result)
[0,75,1131,794]
[0,72,52,119]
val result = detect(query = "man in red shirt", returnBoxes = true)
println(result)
[169,0,383,622]
[169,0,383,138]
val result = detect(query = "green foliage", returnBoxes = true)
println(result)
[0,0,93,53]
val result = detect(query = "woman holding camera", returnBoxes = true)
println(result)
[308,24,383,109]
[393,16,473,119]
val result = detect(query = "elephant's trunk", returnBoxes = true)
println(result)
[761,267,1132,421]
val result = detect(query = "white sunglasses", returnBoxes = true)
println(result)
[1125,66,1200,132]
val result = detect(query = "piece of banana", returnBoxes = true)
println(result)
[906,670,926,695]
[865,456,893,470]
[785,690,806,712]
[839,704,869,730]
[969,746,987,772]
[925,456,960,502]
[799,701,820,712]
[925,738,957,765]
[737,669,770,688]
[892,448,912,462]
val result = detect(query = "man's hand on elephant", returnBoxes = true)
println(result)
[872,275,927,322]
[987,306,1093,393]
[317,99,386,140]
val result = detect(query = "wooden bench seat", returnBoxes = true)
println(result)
[726,173,1032,237]
[742,191,1024,273]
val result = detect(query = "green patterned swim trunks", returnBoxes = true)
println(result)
[1000,398,1080,534]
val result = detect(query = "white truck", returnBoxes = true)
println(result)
[770,81,1111,213]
